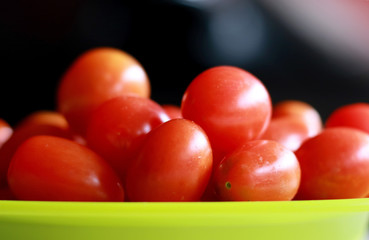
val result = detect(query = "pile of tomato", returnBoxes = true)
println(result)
[1,47,369,202]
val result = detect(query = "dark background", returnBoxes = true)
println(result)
[1,0,369,126]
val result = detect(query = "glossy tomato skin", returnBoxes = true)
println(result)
[162,104,182,119]
[272,100,322,137]
[125,119,213,202]
[0,111,76,187]
[57,47,151,136]
[260,117,310,152]
[0,119,12,149]
[7,135,124,201]
[86,96,170,181]
[325,102,369,134]
[214,140,301,201]
[181,66,271,154]
[295,127,369,200]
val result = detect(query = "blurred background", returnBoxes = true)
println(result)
[1,0,369,125]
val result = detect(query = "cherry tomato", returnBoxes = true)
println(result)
[200,181,219,201]
[0,187,15,200]
[272,100,322,137]
[181,66,271,154]
[214,140,301,201]
[200,148,231,202]
[0,111,75,187]
[0,119,12,149]
[325,102,369,134]
[7,135,124,201]
[260,116,310,152]
[57,47,151,136]
[295,127,369,200]
[125,119,213,202]
[162,104,182,119]
[86,95,170,181]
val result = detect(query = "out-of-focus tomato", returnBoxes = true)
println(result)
[86,96,170,181]
[57,47,151,136]
[0,119,12,149]
[181,66,271,154]
[272,100,322,137]
[162,104,182,119]
[0,111,76,187]
[125,119,213,202]
[295,127,369,200]
[0,187,15,200]
[214,140,300,201]
[7,135,124,201]
[325,102,369,134]
[260,117,310,152]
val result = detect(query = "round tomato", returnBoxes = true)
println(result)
[295,127,369,200]
[0,111,75,187]
[57,47,151,136]
[272,100,322,137]
[86,95,170,181]
[7,135,124,201]
[125,119,213,202]
[260,116,310,152]
[162,104,182,119]
[214,140,301,201]
[325,102,369,134]
[181,66,271,154]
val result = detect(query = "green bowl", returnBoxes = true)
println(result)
[0,199,368,240]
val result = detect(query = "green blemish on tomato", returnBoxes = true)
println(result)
[225,181,231,190]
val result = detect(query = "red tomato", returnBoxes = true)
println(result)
[125,119,213,202]
[295,127,369,200]
[86,96,170,181]
[181,66,271,154]
[200,148,230,202]
[214,140,301,201]
[0,187,15,200]
[200,181,219,201]
[272,100,322,137]
[7,135,124,201]
[57,47,151,136]
[0,111,76,187]
[0,119,12,149]
[260,116,310,152]
[162,104,182,119]
[325,102,369,134]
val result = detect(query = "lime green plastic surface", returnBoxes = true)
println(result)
[0,199,368,240]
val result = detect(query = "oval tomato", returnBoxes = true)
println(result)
[272,100,322,137]
[181,66,271,154]
[125,119,213,202]
[295,127,369,200]
[325,102,369,134]
[86,95,170,181]
[7,135,124,201]
[0,111,75,187]
[214,140,301,201]
[57,47,151,136]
